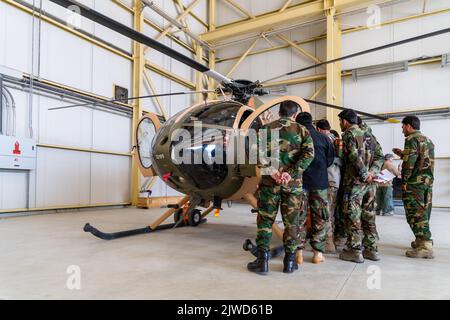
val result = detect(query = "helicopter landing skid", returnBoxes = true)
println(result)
[242,239,284,260]
[83,218,207,240]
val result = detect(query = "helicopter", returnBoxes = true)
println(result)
[48,0,449,259]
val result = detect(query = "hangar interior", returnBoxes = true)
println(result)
[0,0,449,299]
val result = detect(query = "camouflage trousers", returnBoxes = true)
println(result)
[303,189,329,252]
[325,186,339,239]
[256,185,305,254]
[402,184,433,241]
[342,184,379,251]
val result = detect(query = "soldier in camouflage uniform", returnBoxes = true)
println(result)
[316,119,345,252]
[393,116,435,259]
[248,100,314,274]
[338,110,384,263]
[297,113,334,263]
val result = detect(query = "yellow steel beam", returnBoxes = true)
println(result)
[172,0,209,28]
[217,34,327,63]
[216,6,450,64]
[131,0,145,206]
[111,0,133,13]
[143,70,169,120]
[37,144,132,157]
[326,7,342,130]
[201,0,390,42]
[208,0,218,100]
[279,0,294,12]
[174,0,197,49]
[226,37,260,77]
[145,60,196,90]
[264,74,328,87]
[111,0,208,59]
[216,8,450,63]
[144,17,202,58]
[309,83,326,100]
[155,0,202,41]
[223,0,255,19]
[276,33,322,64]
[217,0,316,29]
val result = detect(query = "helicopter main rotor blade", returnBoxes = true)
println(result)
[48,90,216,111]
[305,99,400,123]
[47,0,231,85]
[262,27,450,84]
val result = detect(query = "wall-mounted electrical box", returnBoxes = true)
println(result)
[0,135,37,170]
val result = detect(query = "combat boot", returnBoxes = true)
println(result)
[406,240,434,259]
[312,250,325,264]
[411,239,433,249]
[339,248,364,263]
[325,236,336,254]
[296,250,303,265]
[363,249,380,261]
[247,248,269,274]
[283,251,298,274]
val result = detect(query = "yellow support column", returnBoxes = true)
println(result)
[131,0,145,206]
[208,0,217,100]
[325,5,342,131]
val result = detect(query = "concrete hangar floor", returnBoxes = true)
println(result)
[0,204,449,300]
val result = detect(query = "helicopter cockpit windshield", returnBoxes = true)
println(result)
[169,102,243,190]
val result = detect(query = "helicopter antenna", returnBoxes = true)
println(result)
[262,27,450,84]
[48,90,216,111]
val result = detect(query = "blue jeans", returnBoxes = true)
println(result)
[376,186,394,214]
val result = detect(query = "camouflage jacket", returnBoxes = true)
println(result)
[401,130,434,186]
[342,124,384,186]
[259,117,315,192]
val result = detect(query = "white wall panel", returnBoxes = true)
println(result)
[40,22,94,92]
[434,159,450,207]
[90,154,131,204]
[94,0,133,53]
[38,95,93,148]
[0,2,33,73]
[92,110,132,153]
[0,0,135,210]
[0,171,28,210]
[35,148,91,207]
[393,64,450,110]
[343,74,393,113]
[92,47,132,98]
[419,119,450,157]
[42,0,95,39]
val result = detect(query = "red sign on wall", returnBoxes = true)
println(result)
[13,141,21,155]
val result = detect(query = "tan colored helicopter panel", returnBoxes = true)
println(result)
[232,105,255,129]
[240,96,310,131]
[136,113,162,178]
